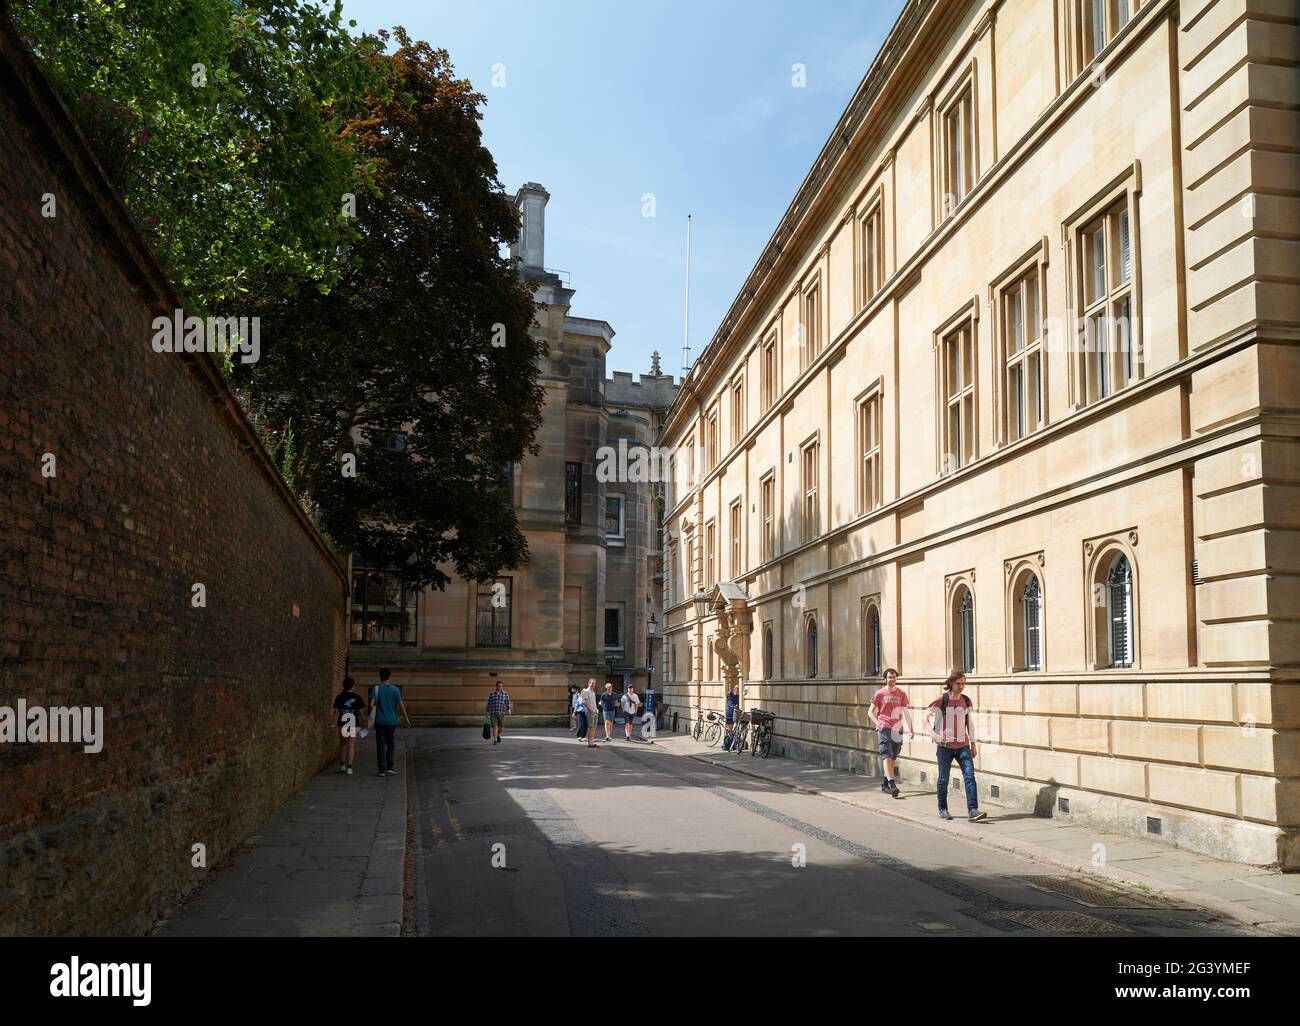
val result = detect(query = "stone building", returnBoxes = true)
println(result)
[348,184,678,723]
[658,0,1300,867]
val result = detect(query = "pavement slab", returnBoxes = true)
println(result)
[153,735,409,937]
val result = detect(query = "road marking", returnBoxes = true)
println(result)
[444,797,465,841]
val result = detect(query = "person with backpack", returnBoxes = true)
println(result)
[867,668,911,797]
[332,676,366,776]
[573,683,589,741]
[926,670,987,822]
[368,668,412,777]
[620,685,642,741]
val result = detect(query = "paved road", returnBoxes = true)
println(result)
[408,729,1253,937]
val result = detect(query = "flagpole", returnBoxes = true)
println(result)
[681,214,692,374]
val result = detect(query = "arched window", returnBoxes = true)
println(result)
[1106,554,1133,668]
[1021,574,1042,671]
[863,601,882,677]
[763,624,774,680]
[952,585,975,674]
[806,617,818,678]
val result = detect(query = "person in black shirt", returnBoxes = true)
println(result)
[332,677,367,776]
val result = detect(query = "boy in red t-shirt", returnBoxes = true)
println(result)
[926,670,987,822]
[867,669,912,797]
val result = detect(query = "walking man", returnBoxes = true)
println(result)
[332,676,366,776]
[926,670,987,822]
[621,685,642,741]
[867,668,911,797]
[486,681,512,744]
[581,678,599,748]
[368,668,411,777]
[600,682,619,742]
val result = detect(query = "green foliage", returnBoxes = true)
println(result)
[15,5,544,591]
[234,31,545,591]
[12,0,388,311]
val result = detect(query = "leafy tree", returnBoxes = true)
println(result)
[11,0,385,311]
[235,30,545,591]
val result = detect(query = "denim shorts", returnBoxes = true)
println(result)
[877,727,903,760]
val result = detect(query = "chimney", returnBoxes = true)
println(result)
[510,182,549,272]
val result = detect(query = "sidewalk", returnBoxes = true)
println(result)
[653,734,1300,936]
[153,736,408,937]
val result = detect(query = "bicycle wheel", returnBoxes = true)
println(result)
[692,717,703,741]
[758,730,772,758]
[734,724,748,753]
[749,727,761,756]
[704,722,722,747]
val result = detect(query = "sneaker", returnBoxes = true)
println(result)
[969,809,988,822]
[345,767,353,776]
[879,779,890,793]
[938,809,953,820]
[378,772,387,777]
[887,780,899,797]
[337,765,346,774]
[386,769,397,776]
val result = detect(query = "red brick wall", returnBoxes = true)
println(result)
[0,22,348,935]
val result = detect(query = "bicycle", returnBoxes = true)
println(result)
[727,715,749,754]
[749,710,775,759]
[694,710,725,747]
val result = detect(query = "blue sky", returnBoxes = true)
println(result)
[341,0,906,381]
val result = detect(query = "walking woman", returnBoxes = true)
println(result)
[925,670,987,822]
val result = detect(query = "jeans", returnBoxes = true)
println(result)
[936,745,978,812]
[375,724,397,773]
[575,712,588,737]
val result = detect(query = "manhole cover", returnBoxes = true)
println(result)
[1014,875,1190,909]
[997,909,1134,934]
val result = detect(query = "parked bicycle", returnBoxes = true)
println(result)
[727,712,750,754]
[693,710,725,747]
[749,710,775,759]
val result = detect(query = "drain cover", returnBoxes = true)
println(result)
[997,909,1134,934]
[1015,875,1191,909]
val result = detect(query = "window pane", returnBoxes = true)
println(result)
[1007,288,1022,355]
[1009,363,1023,440]
[1089,0,1106,57]
[1085,225,1106,304]
[1116,295,1133,386]
[1117,208,1132,283]
[962,93,974,194]
[1028,351,1042,429]
[1026,276,1040,341]
[963,396,974,462]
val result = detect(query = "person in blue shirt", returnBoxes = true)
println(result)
[723,684,741,752]
[368,668,411,777]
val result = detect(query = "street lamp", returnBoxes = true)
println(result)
[644,611,655,702]
[693,588,710,621]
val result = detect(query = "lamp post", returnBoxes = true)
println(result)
[646,613,658,739]
[646,613,658,695]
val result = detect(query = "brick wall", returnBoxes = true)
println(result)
[0,21,348,935]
